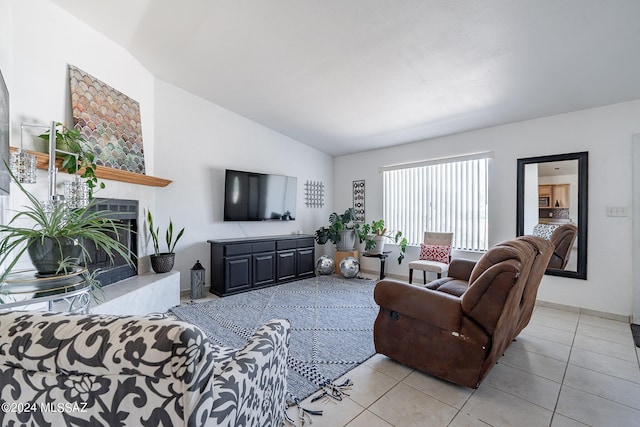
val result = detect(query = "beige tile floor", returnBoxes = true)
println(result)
[284,305,640,427]
[182,289,640,427]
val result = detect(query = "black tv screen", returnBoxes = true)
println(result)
[224,169,297,221]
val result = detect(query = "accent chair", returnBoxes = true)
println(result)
[408,231,453,283]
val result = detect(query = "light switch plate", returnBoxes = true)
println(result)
[606,206,628,217]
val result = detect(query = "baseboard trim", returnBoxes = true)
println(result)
[180,285,212,298]
[534,300,630,323]
[360,269,414,283]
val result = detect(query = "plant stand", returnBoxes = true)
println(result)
[362,251,391,280]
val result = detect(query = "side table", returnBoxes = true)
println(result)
[0,269,92,313]
[362,251,391,280]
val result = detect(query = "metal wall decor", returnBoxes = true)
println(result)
[352,180,365,222]
[305,180,324,208]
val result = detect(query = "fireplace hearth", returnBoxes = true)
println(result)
[84,198,138,286]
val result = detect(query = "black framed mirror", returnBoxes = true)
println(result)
[517,152,588,279]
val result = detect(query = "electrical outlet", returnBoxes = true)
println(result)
[606,206,628,217]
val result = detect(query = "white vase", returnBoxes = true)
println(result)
[366,235,387,255]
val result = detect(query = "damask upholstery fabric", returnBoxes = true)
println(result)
[0,310,290,427]
[210,321,291,426]
[532,223,559,240]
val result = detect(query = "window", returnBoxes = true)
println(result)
[382,153,491,252]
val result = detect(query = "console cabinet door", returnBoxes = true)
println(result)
[277,250,297,281]
[224,255,252,292]
[297,248,315,278]
[253,252,276,287]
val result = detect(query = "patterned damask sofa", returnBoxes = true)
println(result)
[0,310,290,427]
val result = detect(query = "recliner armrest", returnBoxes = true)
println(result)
[448,259,476,281]
[210,319,290,427]
[374,279,464,332]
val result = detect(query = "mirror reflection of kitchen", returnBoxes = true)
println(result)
[523,159,579,271]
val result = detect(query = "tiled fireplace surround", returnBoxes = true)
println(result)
[86,198,180,315]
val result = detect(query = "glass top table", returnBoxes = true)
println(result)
[0,268,92,313]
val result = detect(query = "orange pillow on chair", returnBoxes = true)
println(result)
[419,244,451,264]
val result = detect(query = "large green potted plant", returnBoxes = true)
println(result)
[0,171,134,284]
[146,210,185,273]
[356,219,408,264]
[314,208,359,251]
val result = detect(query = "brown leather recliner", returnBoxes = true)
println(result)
[373,236,553,388]
[548,223,578,269]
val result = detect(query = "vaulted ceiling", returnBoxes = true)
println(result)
[52,0,640,156]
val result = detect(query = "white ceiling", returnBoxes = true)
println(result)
[538,160,578,177]
[52,0,640,156]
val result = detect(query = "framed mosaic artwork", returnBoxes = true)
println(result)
[69,65,146,174]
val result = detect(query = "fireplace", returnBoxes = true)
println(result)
[84,198,138,286]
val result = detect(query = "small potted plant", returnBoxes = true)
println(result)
[39,122,104,196]
[314,208,359,251]
[357,219,408,264]
[146,209,185,273]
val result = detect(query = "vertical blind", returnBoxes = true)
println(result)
[383,156,489,251]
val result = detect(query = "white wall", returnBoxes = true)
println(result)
[335,100,640,317]
[153,80,333,291]
[1,0,157,273]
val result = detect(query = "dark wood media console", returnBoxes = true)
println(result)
[208,235,316,296]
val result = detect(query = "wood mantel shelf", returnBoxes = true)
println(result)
[10,147,172,187]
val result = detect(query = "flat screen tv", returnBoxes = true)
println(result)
[0,68,9,195]
[224,169,297,221]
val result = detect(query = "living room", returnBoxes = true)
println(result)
[1,1,639,426]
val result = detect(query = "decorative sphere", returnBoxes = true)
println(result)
[339,256,360,278]
[316,255,335,275]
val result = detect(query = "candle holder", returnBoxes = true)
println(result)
[9,149,37,184]
[64,175,89,209]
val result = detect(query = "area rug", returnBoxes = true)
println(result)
[170,275,378,405]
